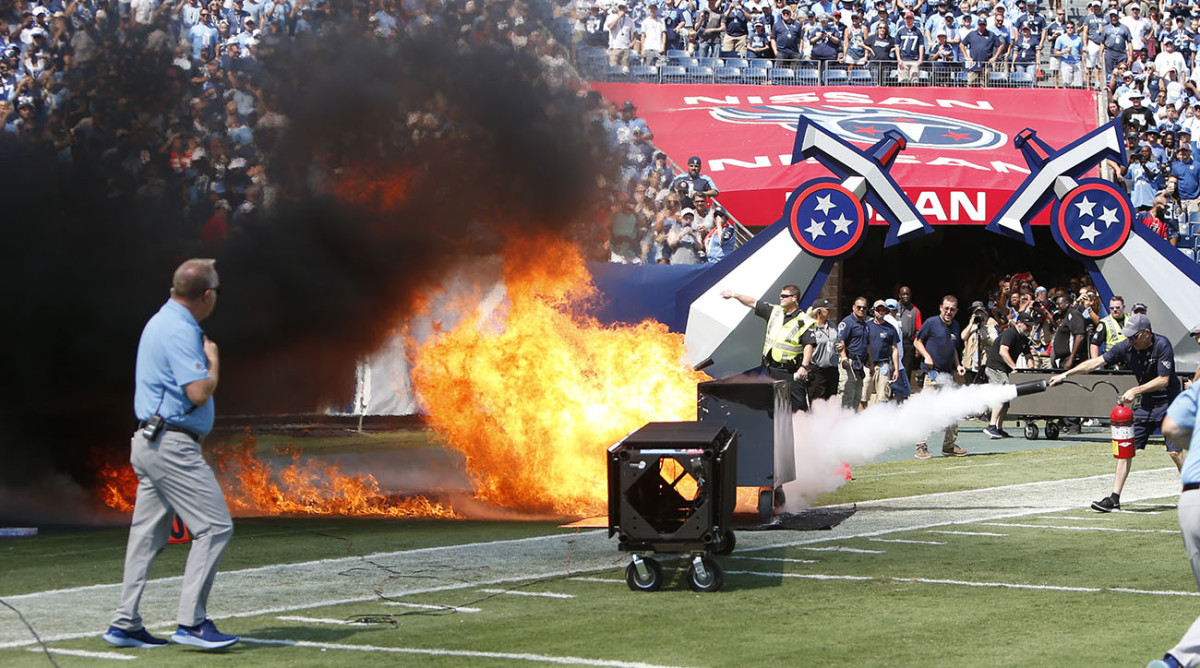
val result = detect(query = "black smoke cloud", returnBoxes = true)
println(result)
[0,11,620,510]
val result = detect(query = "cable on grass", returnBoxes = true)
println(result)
[0,598,59,667]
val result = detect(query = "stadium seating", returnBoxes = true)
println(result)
[632,65,660,83]
[715,66,743,84]
[724,58,750,69]
[670,55,700,68]
[605,65,631,82]
[770,68,796,85]
[824,69,848,85]
[849,69,874,85]
[796,68,820,85]
[1010,71,1035,87]
[660,65,688,84]
[742,67,769,85]
[688,65,716,83]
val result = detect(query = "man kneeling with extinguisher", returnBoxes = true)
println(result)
[1049,313,1182,513]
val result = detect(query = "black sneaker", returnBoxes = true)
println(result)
[997,428,1014,438]
[983,425,1003,439]
[1091,496,1120,513]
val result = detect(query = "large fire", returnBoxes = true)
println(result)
[94,233,706,520]
[95,433,457,518]
[411,235,710,517]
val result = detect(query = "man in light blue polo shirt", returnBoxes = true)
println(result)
[103,259,238,651]
[1149,361,1200,668]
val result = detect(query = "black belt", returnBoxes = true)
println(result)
[138,420,201,442]
[1184,483,1200,492]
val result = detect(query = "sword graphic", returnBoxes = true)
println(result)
[985,120,1127,244]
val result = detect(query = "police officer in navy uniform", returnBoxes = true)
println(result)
[102,259,239,651]
[722,284,814,411]
[838,295,870,411]
[1050,312,1183,512]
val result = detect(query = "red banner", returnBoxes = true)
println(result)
[594,84,1101,229]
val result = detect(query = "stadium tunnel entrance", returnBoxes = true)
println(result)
[834,224,1085,321]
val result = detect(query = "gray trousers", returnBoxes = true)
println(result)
[111,430,233,630]
[1170,490,1200,666]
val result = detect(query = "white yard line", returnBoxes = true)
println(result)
[478,589,574,599]
[730,571,1200,597]
[383,602,481,612]
[927,530,1008,537]
[981,522,1177,534]
[869,538,946,545]
[276,615,362,626]
[568,577,625,584]
[27,647,138,661]
[798,546,884,554]
[240,637,699,667]
[730,556,819,564]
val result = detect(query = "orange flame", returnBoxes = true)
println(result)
[92,433,457,518]
[411,235,709,516]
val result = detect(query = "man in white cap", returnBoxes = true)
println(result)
[1050,312,1183,511]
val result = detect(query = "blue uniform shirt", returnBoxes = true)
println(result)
[1172,156,1200,199]
[838,314,869,358]
[866,319,899,364]
[1169,383,1200,484]
[916,315,961,372]
[134,299,214,436]
[1102,333,1180,411]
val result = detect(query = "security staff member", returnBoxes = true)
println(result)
[1089,294,1128,365]
[103,259,238,650]
[1050,312,1182,512]
[722,284,814,411]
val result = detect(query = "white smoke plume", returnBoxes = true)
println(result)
[781,383,1020,511]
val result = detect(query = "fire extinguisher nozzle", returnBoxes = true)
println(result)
[1014,379,1049,396]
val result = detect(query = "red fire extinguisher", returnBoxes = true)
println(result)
[1111,404,1135,460]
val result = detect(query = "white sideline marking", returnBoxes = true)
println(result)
[981,522,1177,534]
[568,577,624,584]
[729,571,1200,597]
[27,648,137,661]
[944,463,1004,471]
[479,589,574,599]
[798,546,884,554]
[869,538,946,545]
[383,602,482,612]
[277,615,360,626]
[240,637,697,667]
[1042,516,1111,521]
[1114,509,1164,515]
[928,530,1008,537]
[731,556,818,564]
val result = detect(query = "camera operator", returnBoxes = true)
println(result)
[1028,299,1055,369]
[961,300,998,386]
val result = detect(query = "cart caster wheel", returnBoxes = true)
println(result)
[1045,421,1060,440]
[1024,423,1039,440]
[686,555,724,593]
[774,487,786,508]
[712,528,736,556]
[625,557,663,592]
[757,489,773,523]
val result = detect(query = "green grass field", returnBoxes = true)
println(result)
[1,423,1196,667]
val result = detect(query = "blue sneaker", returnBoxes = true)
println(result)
[983,425,1003,439]
[102,626,167,648]
[171,619,239,650]
[1148,654,1183,668]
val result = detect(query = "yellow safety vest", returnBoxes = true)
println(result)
[1100,314,1127,349]
[763,306,813,366]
